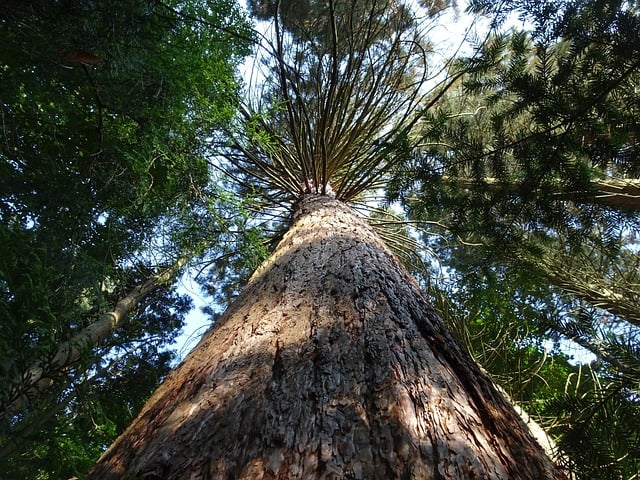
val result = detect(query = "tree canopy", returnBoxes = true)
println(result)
[233,0,640,476]
[389,0,640,476]
[0,0,251,477]
[1,0,639,478]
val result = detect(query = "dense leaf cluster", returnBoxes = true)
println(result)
[388,1,640,477]
[0,0,251,477]
[2,0,639,478]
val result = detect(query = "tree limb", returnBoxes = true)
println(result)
[441,176,640,210]
[1,256,189,423]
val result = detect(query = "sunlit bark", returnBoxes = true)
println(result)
[88,195,566,479]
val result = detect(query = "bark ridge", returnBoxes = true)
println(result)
[88,194,566,479]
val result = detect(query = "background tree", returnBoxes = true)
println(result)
[4,0,637,477]
[0,1,251,477]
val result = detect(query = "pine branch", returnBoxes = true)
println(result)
[440,176,640,210]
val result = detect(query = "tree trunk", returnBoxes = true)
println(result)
[87,194,567,479]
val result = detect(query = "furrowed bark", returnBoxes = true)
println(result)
[88,195,567,479]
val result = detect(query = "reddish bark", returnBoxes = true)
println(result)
[87,194,567,479]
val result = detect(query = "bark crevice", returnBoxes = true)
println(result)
[88,195,566,480]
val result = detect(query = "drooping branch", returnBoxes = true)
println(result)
[516,246,640,330]
[224,0,447,203]
[545,267,640,328]
[550,323,634,374]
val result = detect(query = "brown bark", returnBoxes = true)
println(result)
[87,194,567,479]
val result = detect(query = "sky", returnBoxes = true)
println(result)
[168,1,484,361]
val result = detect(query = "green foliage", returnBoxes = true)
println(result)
[546,361,640,479]
[226,0,443,205]
[386,1,640,477]
[0,0,252,474]
[425,247,579,405]
[247,0,447,46]
[3,350,176,479]
[3,0,638,477]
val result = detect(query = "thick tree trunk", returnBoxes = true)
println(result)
[87,194,567,479]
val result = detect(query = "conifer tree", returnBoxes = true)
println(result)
[0,1,251,476]
[88,1,568,478]
[390,1,640,476]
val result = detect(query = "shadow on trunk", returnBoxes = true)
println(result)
[87,195,567,479]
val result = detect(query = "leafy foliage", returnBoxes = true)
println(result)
[387,0,640,477]
[224,0,452,207]
[2,0,639,477]
[546,360,640,479]
[0,0,251,476]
